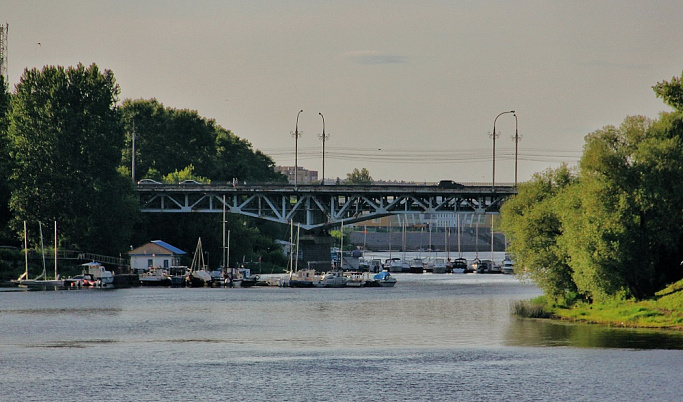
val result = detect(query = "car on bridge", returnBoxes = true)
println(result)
[437,180,464,189]
[137,179,162,185]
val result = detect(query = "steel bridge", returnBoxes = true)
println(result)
[137,183,517,231]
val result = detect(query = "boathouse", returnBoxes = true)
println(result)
[129,240,186,273]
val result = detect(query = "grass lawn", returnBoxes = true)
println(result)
[549,279,683,329]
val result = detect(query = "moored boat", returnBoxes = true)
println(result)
[430,258,447,274]
[409,258,425,274]
[451,257,467,274]
[373,271,397,287]
[81,262,115,287]
[140,267,172,286]
[501,256,515,274]
[314,270,347,287]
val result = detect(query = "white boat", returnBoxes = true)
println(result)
[344,271,376,287]
[409,258,425,274]
[81,262,115,287]
[368,259,383,273]
[385,258,410,273]
[314,270,347,288]
[501,256,515,274]
[373,271,397,287]
[139,267,172,286]
[430,258,447,274]
[187,237,211,287]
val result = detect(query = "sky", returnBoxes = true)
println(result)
[2,1,682,184]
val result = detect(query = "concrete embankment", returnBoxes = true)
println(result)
[349,228,506,252]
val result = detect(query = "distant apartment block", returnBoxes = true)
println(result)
[275,166,319,184]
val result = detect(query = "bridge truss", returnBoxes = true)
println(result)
[137,184,517,231]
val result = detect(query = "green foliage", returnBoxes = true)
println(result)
[503,72,683,302]
[345,168,373,184]
[162,164,210,184]
[501,164,578,300]
[120,99,286,184]
[653,70,683,111]
[0,74,13,244]
[7,64,137,255]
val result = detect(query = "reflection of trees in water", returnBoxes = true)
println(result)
[505,318,683,350]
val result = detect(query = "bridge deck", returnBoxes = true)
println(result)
[136,183,517,231]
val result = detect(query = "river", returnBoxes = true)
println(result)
[0,274,681,401]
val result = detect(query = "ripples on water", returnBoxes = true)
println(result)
[1,274,681,401]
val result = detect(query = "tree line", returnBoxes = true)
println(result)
[501,70,683,301]
[0,63,288,269]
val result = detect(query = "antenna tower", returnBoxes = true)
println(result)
[0,23,7,80]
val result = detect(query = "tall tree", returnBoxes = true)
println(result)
[653,70,683,111]
[0,74,13,244]
[500,165,578,300]
[345,168,373,184]
[8,64,137,254]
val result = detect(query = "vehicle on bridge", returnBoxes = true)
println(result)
[438,180,465,189]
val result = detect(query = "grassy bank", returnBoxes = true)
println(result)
[514,279,683,330]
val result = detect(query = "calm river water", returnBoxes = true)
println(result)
[1,274,681,401]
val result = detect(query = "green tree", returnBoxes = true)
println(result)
[162,164,210,184]
[121,99,285,184]
[653,70,683,111]
[345,168,373,184]
[0,74,13,244]
[501,165,578,300]
[7,64,137,254]
[563,115,683,299]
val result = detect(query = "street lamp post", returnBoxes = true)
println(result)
[318,112,329,185]
[291,110,303,189]
[491,110,515,191]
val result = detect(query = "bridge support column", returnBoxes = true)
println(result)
[298,231,335,272]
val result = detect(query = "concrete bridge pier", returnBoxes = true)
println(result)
[298,230,335,272]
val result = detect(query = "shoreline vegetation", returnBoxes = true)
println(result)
[514,278,683,330]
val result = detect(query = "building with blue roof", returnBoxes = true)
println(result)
[128,240,186,272]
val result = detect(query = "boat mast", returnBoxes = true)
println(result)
[295,223,300,273]
[289,220,293,273]
[340,221,344,270]
[457,214,462,258]
[54,221,58,280]
[38,221,46,280]
[23,221,28,280]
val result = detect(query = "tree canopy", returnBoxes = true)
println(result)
[0,64,288,266]
[345,168,373,184]
[502,73,683,301]
[7,64,137,255]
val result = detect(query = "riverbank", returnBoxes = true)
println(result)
[516,278,683,330]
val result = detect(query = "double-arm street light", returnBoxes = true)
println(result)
[318,112,329,185]
[291,110,303,189]
[512,113,520,187]
[491,110,515,191]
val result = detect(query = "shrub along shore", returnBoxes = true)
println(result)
[514,278,683,330]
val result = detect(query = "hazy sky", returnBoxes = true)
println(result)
[2,1,682,183]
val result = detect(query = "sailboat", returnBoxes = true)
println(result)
[15,221,64,288]
[187,237,212,287]
[452,214,467,273]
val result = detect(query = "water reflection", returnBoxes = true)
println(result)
[506,317,683,350]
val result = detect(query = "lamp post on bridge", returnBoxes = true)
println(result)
[318,112,329,185]
[291,110,303,189]
[491,110,515,191]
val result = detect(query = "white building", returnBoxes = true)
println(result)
[128,240,186,272]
